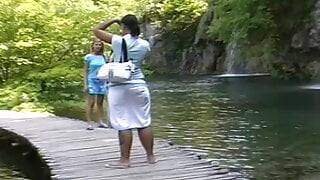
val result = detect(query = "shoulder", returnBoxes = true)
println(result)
[138,38,150,51]
[111,35,122,45]
[84,54,93,61]
[138,38,150,47]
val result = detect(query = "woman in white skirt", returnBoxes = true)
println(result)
[92,14,156,168]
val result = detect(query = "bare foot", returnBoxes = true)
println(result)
[147,155,157,164]
[105,160,130,169]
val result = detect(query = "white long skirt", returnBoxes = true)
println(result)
[108,84,151,130]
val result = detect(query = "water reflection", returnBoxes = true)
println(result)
[0,163,25,180]
[150,76,320,180]
[0,128,51,180]
[0,135,28,180]
[0,163,26,180]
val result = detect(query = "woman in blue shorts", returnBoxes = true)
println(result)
[83,39,109,130]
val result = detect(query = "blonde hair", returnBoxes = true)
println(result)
[90,39,104,55]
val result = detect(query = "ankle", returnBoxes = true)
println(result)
[120,158,130,164]
[147,155,157,164]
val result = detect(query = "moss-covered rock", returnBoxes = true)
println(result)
[143,0,320,79]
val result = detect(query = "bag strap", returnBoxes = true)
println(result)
[102,54,108,63]
[120,38,128,63]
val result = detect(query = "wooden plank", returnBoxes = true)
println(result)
[0,110,241,180]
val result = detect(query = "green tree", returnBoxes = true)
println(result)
[0,0,153,111]
[141,0,208,32]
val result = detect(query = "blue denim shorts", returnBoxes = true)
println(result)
[87,79,107,95]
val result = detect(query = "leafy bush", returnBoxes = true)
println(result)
[12,102,54,113]
[0,0,149,112]
[208,0,275,45]
[207,0,278,63]
[0,82,42,110]
[142,0,208,32]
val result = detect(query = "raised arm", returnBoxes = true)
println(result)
[92,18,121,44]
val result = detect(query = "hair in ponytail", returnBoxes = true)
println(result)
[121,14,140,36]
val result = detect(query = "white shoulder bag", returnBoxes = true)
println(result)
[97,38,135,82]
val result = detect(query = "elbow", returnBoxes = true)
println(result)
[92,28,98,35]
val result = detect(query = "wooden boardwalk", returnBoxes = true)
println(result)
[0,110,242,180]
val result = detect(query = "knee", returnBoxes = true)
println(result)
[88,102,95,109]
[96,102,104,109]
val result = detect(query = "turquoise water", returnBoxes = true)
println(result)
[150,76,320,179]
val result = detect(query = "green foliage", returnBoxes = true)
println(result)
[50,100,86,120]
[269,0,317,47]
[0,0,91,83]
[3,0,316,113]
[0,82,44,110]
[0,0,154,112]
[0,0,148,84]
[270,62,312,80]
[141,64,156,77]
[208,0,275,44]
[159,0,207,31]
[142,0,208,32]
[207,0,277,63]
[27,64,83,101]
[0,80,80,113]
[12,102,54,112]
[207,0,319,79]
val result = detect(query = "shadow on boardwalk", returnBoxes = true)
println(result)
[0,110,243,180]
